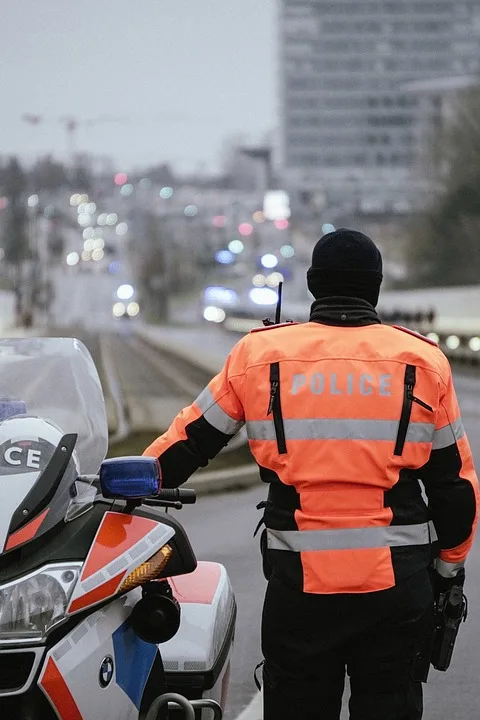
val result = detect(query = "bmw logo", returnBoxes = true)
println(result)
[99,656,114,688]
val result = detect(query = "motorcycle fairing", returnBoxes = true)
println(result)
[161,562,236,714]
[0,469,45,552]
[0,337,108,555]
[2,432,78,554]
[67,512,175,615]
[0,338,108,476]
[112,620,158,709]
[4,507,50,552]
[163,562,235,673]
[39,591,153,720]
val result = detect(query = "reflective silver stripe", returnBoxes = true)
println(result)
[432,418,465,450]
[194,386,244,435]
[267,522,435,552]
[247,418,435,443]
[435,558,465,579]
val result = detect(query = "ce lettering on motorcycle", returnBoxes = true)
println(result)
[2,443,43,468]
[67,512,175,615]
[0,437,55,473]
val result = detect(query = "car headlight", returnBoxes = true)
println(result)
[203,306,226,323]
[0,564,82,644]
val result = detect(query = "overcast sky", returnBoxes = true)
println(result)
[0,1,277,172]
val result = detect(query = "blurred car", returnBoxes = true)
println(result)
[112,283,140,320]
[112,300,141,319]
[201,283,306,333]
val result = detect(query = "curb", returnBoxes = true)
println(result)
[187,463,259,496]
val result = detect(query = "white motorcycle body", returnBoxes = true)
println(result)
[0,338,236,719]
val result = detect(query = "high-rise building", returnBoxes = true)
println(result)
[279,0,480,206]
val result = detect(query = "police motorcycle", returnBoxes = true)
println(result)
[0,337,235,719]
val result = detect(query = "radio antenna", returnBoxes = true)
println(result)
[275,281,283,324]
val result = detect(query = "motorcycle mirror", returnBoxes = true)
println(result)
[99,456,161,499]
[130,592,181,644]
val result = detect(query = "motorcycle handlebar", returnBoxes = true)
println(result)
[81,474,197,507]
[156,488,197,504]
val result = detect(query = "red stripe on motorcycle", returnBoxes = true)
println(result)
[5,507,49,551]
[40,657,83,720]
[81,512,159,580]
[170,561,221,604]
[68,571,126,614]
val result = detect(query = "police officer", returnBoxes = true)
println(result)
[143,228,478,720]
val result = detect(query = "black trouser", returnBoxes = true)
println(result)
[261,568,433,720]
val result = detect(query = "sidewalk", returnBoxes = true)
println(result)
[235,692,262,720]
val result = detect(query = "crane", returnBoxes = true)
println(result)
[21,114,128,159]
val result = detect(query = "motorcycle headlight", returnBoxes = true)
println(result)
[0,564,82,644]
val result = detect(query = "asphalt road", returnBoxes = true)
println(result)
[173,371,480,720]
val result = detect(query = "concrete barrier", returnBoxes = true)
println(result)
[187,463,259,495]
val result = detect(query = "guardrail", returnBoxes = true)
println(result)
[422,331,480,366]
[378,311,480,365]
[222,307,480,367]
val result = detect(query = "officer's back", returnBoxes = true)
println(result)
[143,228,478,720]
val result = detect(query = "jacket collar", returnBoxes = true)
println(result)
[309,296,381,327]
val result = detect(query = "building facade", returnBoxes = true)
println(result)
[280,0,480,206]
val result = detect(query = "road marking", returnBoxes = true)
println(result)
[235,691,262,720]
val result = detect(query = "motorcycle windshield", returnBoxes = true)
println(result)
[0,337,108,475]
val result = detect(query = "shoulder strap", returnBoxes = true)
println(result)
[392,325,438,346]
[250,321,300,334]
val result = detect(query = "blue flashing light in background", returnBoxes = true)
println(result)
[215,250,235,265]
[322,223,336,234]
[184,204,198,217]
[249,287,278,306]
[108,260,122,274]
[203,286,238,306]
[159,186,173,199]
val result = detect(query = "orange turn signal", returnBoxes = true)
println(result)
[119,544,172,592]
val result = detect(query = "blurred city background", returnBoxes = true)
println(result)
[1,0,480,333]
[1,4,480,718]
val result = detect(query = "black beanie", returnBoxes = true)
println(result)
[307,228,383,307]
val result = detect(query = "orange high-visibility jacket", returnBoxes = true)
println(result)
[144,318,478,594]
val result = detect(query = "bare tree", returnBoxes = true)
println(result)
[408,87,480,287]
[0,158,33,325]
[137,213,171,323]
